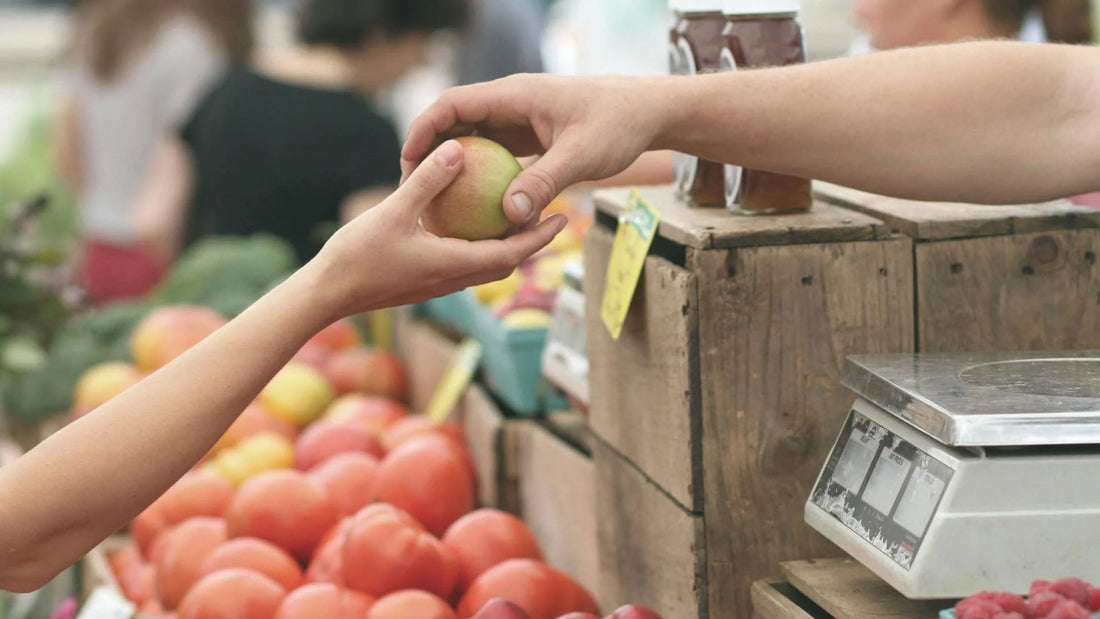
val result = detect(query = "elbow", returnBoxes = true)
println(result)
[0,565,58,594]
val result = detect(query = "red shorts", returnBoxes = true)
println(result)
[77,240,166,304]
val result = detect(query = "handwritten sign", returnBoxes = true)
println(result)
[600,190,661,340]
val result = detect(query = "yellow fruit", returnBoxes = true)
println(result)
[259,363,335,427]
[72,362,142,414]
[207,449,254,486]
[503,309,553,329]
[472,269,522,305]
[207,433,294,486]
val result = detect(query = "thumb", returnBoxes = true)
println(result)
[503,141,585,224]
[397,140,464,213]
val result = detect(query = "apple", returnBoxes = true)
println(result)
[422,137,521,241]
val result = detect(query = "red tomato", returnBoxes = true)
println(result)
[155,518,228,610]
[177,568,285,619]
[131,503,169,558]
[295,420,384,470]
[225,470,338,560]
[308,320,362,352]
[275,582,374,619]
[443,509,544,593]
[326,395,409,437]
[342,503,458,599]
[323,348,407,400]
[382,415,466,453]
[457,559,599,619]
[200,538,302,592]
[373,435,475,537]
[307,452,379,517]
[367,590,456,619]
[133,471,233,558]
[306,518,351,585]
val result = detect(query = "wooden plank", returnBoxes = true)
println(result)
[458,384,521,510]
[542,409,592,454]
[393,311,459,413]
[594,186,890,250]
[584,225,701,511]
[752,580,821,619]
[816,182,1100,241]
[513,422,600,602]
[915,229,1100,352]
[594,438,706,619]
[781,559,950,619]
[692,238,915,618]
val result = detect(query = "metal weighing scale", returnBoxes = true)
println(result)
[805,350,1100,599]
[541,261,589,409]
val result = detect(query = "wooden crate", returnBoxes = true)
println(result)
[585,186,916,618]
[752,558,951,619]
[511,412,599,605]
[816,183,1100,352]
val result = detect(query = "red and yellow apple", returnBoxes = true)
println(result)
[421,137,521,241]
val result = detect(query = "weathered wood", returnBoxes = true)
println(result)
[393,311,459,413]
[584,225,701,511]
[816,182,1100,241]
[458,384,522,510]
[781,559,950,619]
[751,580,821,619]
[594,186,891,250]
[692,237,916,618]
[594,438,706,619]
[513,421,600,603]
[915,229,1100,352]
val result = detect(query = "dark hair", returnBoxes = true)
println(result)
[296,0,469,49]
[981,0,1094,43]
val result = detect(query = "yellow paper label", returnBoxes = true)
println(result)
[368,308,395,351]
[601,189,661,340]
[425,338,482,423]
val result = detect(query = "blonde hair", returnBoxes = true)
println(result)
[73,0,255,82]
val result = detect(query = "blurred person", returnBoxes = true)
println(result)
[56,0,254,303]
[455,0,544,85]
[135,0,467,265]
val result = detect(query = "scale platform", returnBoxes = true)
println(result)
[805,351,1100,599]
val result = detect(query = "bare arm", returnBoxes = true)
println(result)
[404,41,1100,221]
[54,94,83,195]
[133,136,194,264]
[0,140,567,592]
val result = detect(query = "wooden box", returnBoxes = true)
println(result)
[816,183,1100,352]
[510,411,600,604]
[584,187,916,618]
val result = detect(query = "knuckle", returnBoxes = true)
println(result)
[521,166,559,202]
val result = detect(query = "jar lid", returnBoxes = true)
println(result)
[723,0,800,15]
[669,0,724,12]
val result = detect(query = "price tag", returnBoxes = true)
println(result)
[601,189,661,340]
[76,587,134,619]
[424,338,482,423]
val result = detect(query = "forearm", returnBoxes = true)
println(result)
[659,41,1100,203]
[0,265,334,590]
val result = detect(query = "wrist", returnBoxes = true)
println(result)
[280,258,353,332]
[648,75,705,152]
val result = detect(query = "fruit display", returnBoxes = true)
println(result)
[73,308,662,619]
[950,578,1100,619]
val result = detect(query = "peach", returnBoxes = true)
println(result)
[322,349,408,401]
[324,395,409,438]
[259,363,336,427]
[130,306,227,372]
[422,136,521,241]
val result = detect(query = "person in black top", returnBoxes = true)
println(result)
[134,0,468,265]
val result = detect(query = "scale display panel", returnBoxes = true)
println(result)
[811,409,955,570]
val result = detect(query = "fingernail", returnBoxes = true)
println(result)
[511,192,533,221]
[435,140,462,167]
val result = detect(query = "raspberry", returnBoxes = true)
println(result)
[1043,599,1090,619]
[1050,579,1092,607]
[1028,591,1067,617]
[969,592,1027,614]
[1086,586,1100,611]
[1032,580,1053,597]
[992,613,1025,619]
[956,598,1006,619]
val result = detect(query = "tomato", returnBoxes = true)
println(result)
[382,415,466,453]
[307,320,362,352]
[306,518,351,585]
[177,568,285,619]
[295,420,384,470]
[275,582,375,619]
[443,509,543,593]
[307,452,379,517]
[225,470,338,560]
[131,503,170,558]
[133,471,233,558]
[155,518,228,610]
[373,435,475,537]
[468,598,532,618]
[323,348,407,400]
[325,395,409,438]
[212,404,298,455]
[457,559,599,619]
[342,503,458,599]
[200,538,302,591]
[367,590,456,619]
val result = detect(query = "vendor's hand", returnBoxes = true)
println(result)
[402,74,671,225]
[311,139,567,320]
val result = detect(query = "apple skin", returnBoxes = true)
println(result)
[422,136,522,241]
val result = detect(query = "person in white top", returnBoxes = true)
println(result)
[56,0,253,303]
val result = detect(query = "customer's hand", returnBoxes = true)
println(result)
[311,139,567,320]
[402,74,671,224]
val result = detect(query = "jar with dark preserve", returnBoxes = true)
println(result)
[722,0,813,215]
[669,0,727,207]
